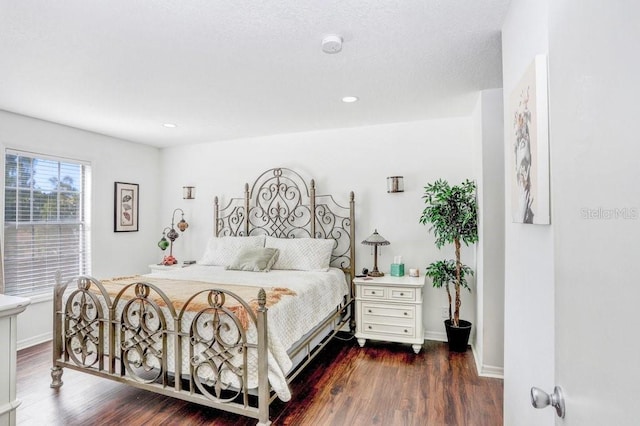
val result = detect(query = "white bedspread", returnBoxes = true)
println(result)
[143,265,349,401]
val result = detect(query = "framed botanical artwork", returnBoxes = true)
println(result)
[114,182,139,232]
[508,54,550,224]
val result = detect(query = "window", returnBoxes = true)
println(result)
[3,150,91,296]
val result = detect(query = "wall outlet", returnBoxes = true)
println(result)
[440,307,449,319]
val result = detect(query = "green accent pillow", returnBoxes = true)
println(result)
[228,247,280,272]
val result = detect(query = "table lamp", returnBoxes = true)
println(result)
[361,229,390,277]
[157,208,189,265]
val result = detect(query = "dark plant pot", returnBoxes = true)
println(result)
[444,319,472,352]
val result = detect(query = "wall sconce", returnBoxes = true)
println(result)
[183,186,196,200]
[387,176,404,193]
[157,208,189,265]
[361,229,390,277]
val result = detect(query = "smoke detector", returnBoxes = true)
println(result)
[321,35,343,54]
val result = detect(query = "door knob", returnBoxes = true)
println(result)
[530,386,565,418]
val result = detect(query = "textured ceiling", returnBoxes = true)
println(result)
[0,1,510,147]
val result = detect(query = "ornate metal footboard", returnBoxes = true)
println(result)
[51,273,272,425]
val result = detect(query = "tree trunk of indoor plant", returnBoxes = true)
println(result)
[448,237,472,351]
[454,237,461,327]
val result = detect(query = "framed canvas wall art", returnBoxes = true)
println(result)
[509,54,550,224]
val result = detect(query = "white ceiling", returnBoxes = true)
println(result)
[0,1,510,148]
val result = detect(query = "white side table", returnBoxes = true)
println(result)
[148,263,183,273]
[354,274,424,354]
[0,294,30,426]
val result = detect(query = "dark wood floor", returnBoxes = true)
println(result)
[16,336,502,425]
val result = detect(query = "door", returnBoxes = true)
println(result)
[549,1,640,424]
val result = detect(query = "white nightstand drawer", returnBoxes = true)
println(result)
[361,286,386,299]
[362,314,414,328]
[361,322,415,338]
[361,303,415,322]
[390,288,415,301]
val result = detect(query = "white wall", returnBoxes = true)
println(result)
[472,89,505,377]
[502,0,555,425]
[0,110,162,348]
[160,119,478,341]
[472,94,484,360]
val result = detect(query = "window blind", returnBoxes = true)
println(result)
[3,150,91,296]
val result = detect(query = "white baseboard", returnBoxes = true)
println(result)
[470,343,504,379]
[17,332,52,351]
[423,330,447,342]
[478,364,504,379]
[471,343,482,374]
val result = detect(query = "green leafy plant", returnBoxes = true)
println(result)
[420,179,478,327]
[425,259,472,322]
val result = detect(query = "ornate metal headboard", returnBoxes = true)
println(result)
[214,168,355,281]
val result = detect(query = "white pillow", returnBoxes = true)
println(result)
[265,236,334,271]
[198,235,266,266]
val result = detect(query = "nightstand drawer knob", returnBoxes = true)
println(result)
[404,312,408,316]
[371,291,376,295]
[368,309,372,313]
[368,326,372,330]
[400,292,404,296]
[404,329,408,333]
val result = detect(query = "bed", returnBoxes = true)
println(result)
[50,167,355,425]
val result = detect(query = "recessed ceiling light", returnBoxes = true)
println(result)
[342,96,359,103]
[163,123,177,128]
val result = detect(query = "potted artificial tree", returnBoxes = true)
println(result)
[420,179,478,352]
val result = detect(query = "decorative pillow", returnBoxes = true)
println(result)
[198,235,266,266]
[228,247,280,272]
[265,236,334,271]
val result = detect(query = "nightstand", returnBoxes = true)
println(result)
[354,274,425,354]
[148,263,182,273]
[0,295,30,426]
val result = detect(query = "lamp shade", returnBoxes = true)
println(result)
[361,229,390,246]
